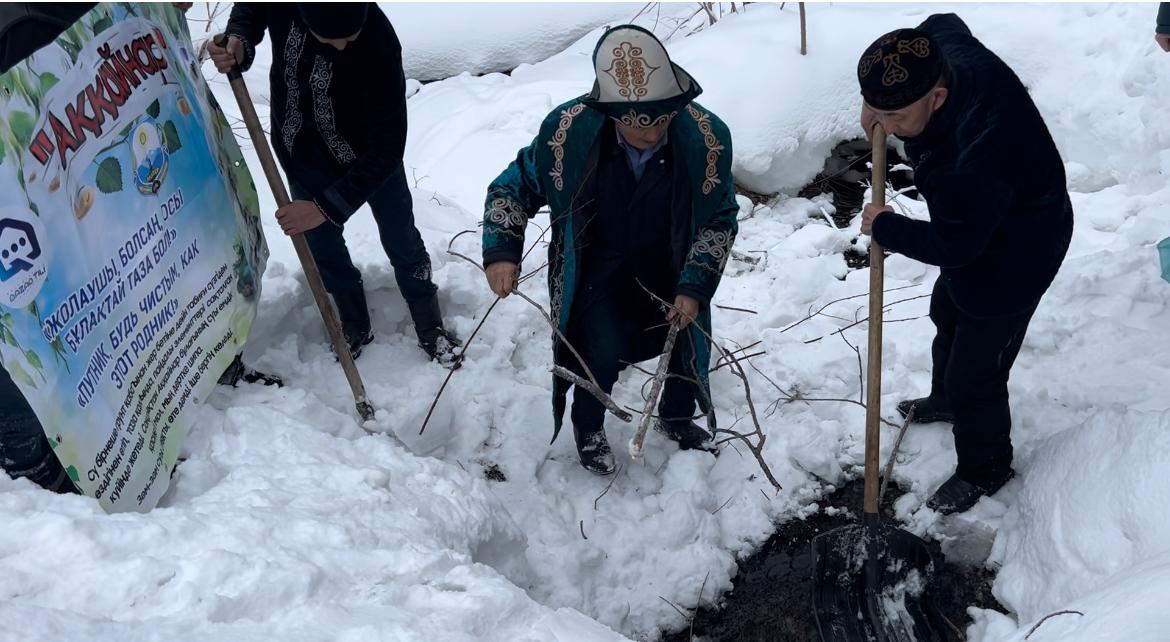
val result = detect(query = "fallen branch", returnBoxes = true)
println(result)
[638,282,782,491]
[593,465,622,510]
[710,351,764,373]
[1025,611,1085,640]
[779,284,917,335]
[418,297,500,435]
[552,366,633,422]
[748,360,900,429]
[630,321,682,458]
[714,303,758,315]
[880,406,914,502]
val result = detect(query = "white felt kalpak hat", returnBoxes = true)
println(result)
[583,24,702,126]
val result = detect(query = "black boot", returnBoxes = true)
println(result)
[573,424,616,475]
[408,296,462,369]
[896,396,954,424]
[927,468,1014,515]
[334,283,373,360]
[6,444,79,495]
[217,354,284,387]
[655,419,718,455]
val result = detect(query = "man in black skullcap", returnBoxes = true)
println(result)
[207,3,461,366]
[856,14,1073,514]
[1156,3,1170,52]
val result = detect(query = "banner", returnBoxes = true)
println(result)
[0,3,267,512]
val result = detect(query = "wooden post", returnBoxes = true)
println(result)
[799,3,808,55]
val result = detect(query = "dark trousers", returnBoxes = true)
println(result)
[926,277,1037,483]
[0,366,72,493]
[569,292,698,432]
[291,164,436,303]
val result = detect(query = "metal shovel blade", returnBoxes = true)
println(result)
[811,521,942,642]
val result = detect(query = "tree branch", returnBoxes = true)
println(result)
[630,321,682,458]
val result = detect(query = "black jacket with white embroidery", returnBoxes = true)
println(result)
[225,3,406,224]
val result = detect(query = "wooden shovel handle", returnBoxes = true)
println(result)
[863,126,887,515]
[214,35,375,421]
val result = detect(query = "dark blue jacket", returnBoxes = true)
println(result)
[872,14,1073,317]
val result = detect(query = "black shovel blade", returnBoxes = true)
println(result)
[811,522,942,642]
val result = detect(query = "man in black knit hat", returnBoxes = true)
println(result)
[207,3,461,366]
[856,15,1073,514]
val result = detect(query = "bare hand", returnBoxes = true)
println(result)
[860,202,892,236]
[1157,33,1170,52]
[207,35,244,73]
[666,295,700,330]
[486,262,519,298]
[275,200,326,236]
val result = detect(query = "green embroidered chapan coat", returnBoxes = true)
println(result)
[482,98,738,440]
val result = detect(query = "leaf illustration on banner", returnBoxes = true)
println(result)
[0,325,16,347]
[24,350,43,371]
[66,466,80,482]
[163,120,182,154]
[9,111,35,149]
[58,38,81,65]
[7,361,36,389]
[51,337,70,372]
[147,99,161,119]
[91,15,113,35]
[96,157,123,194]
[39,72,60,95]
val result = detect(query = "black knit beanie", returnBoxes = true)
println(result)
[857,28,944,110]
[298,3,369,39]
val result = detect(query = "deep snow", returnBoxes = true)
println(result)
[2,3,1169,642]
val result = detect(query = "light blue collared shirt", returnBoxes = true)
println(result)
[615,127,668,181]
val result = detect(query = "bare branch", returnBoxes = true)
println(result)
[594,465,623,510]
[1025,611,1085,640]
[880,406,914,502]
[637,281,782,490]
[552,366,633,422]
[714,303,758,315]
[631,321,682,458]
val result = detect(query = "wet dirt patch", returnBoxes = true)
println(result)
[663,480,1003,642]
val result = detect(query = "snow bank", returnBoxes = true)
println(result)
[970,410,1170,642]
[384,3,644,81]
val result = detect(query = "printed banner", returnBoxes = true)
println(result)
[0,3,267,511]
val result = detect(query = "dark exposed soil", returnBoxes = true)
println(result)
[662,480,1005,642]
[796,138,918,270]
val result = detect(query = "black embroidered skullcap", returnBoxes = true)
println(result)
[298,3,369,39]
[857,28,944,110]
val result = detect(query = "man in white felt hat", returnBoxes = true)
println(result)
[482,25,739,474]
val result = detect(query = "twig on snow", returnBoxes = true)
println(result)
[1025,611,1085,640]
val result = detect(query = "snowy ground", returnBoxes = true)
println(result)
[2,3,1170,641]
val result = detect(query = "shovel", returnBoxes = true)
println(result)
[214,35,375,422]
[811,125,942,642]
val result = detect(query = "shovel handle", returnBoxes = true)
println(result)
[863,126,887,515]
[213,34,375,422]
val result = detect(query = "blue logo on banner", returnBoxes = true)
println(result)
[0,218,42,282]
